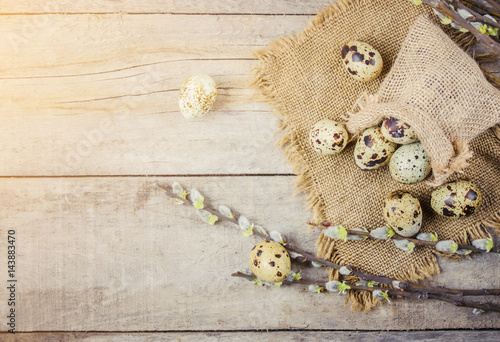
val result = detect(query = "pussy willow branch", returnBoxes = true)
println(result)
[454,0,500,29]
[422,0,500,54]
[159,183,500,299]
[232,272,500,313]
[462,0,500,19]
[485,0,500,13]
[310,221,497,254]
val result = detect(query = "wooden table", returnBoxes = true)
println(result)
[0,1,499,340]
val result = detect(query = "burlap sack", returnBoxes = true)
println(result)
[253,0,500,311]
[346,16,500,186]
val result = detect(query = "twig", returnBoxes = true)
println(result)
[422,0,500,54]
[231,272,500,313]
[158,184,500,308]
[463,0,500,19]
[485,0,500,13]
[454,0,500,29]
[310,221,497,254]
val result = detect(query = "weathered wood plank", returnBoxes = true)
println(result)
[0,177,498,332]
[3,330,500,342]
[0,0,332,15]
[0,13,498,177]
[0,14,314,176]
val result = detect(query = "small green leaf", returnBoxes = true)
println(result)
[381,291,391,303]
[487,27,499,37]
[293,270,302,280]
[450,242,459,253]
[485,238,493,252]
[337,281,351,294]
[311,261,323,268]
[251,278,263,286]
[207,214,219,225]
[367,281,379,288]
[441,17,452,25]
[274,282,282,289]
[174,199,184,205]
[242,224,254,237]
[407,242,415,253]
[386,225,395,238]
[194,198,204,209]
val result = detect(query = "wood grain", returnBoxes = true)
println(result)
[0,177,498,332]
[3,330,500,342]
[0,14,313,176]
[0,0,332,15]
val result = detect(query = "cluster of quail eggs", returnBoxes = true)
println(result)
[383,179,482,239]
[353,118,432,184]
[305,40,484,243]
[310,40,432,185]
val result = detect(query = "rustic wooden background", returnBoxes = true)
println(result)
[0,1,499,340]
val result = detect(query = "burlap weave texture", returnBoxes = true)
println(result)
[253,0,500,310]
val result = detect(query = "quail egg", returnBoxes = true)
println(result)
[383,190,422,237]
[354,126,397,170]
[431,180,482,219]
[309,119,349,155]
[341,41,383,82]
[249,240,291,283]
[381,117,418,144]
[389,142,431,184]
[178,74,217,119]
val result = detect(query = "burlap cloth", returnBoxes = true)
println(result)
[252,0,500,310]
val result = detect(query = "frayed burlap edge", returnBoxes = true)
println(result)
[251,0,500,312]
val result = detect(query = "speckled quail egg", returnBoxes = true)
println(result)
[354,126,397,170]
[178,74,217,119]
[383,190,422,237]
[389,142,431,184]
[381,117,418,144]
[341,41,383,82]
[309,119,349,155]
[431,180,482,219]
[249,240,291,283]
